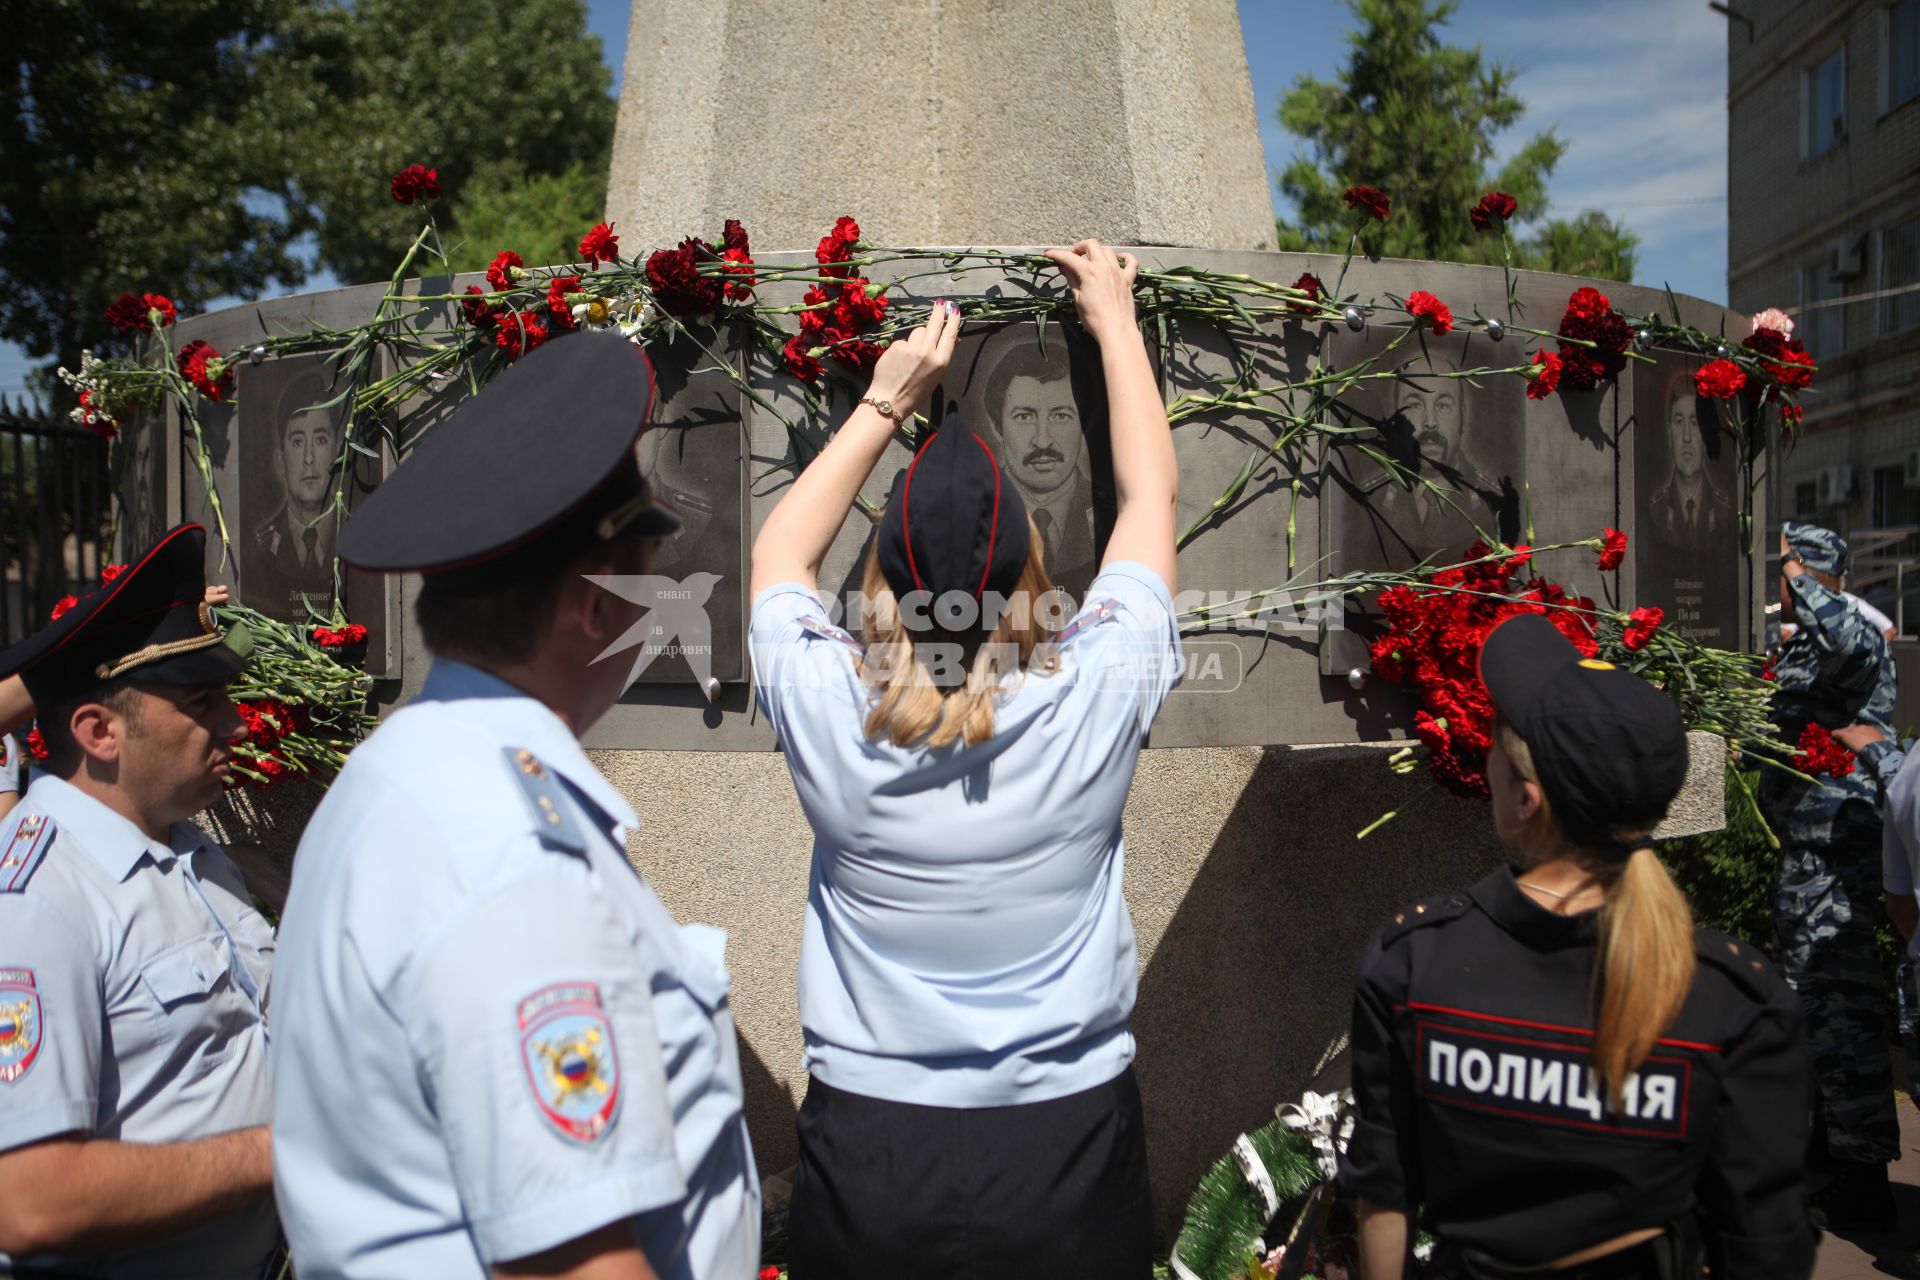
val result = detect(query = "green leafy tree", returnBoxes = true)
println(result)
[0,0,317,383]
[1272,0,1637,281]
[441,157,609,274]
[285,0,615,285]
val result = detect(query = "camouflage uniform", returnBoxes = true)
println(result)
[1760,523,1907,1166]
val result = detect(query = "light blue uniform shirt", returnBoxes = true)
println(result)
[749,560,1181,1108]
[270,660,758,1279]
[0,775,278,1279]
[1882,747,1920,958]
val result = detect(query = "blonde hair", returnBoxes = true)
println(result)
[1493,717,1697,1110]
[858,518,1061,749]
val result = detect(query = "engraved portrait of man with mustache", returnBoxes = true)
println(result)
[958,325,1114,598]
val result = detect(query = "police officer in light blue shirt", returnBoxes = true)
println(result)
[271,331,758,1280]
[749,242,1180,1280]
[0,524,278,1279]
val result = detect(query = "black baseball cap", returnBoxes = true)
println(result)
[0,524,246,709]
[1478,613,1688,848]
[339,331,680,573]
[875,414,1031,618]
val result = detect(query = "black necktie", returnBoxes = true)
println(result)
[1685,498,1695,534]
[303,528,320,570]
[1036,508,1056,551]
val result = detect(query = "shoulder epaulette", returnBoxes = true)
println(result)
[1694,930,1779,1002]
[0,812,56,893]
[797,615,864,654]
[501,748,587,855]
[1377,891,1472,947]
[1054,598,1121,647]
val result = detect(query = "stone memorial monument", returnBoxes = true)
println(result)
[150,0,1760,1240]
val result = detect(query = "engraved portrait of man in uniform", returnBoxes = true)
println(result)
[1633,357,1740,644]
[241,359,345,622]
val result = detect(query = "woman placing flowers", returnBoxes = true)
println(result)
[748,239,1179,1279]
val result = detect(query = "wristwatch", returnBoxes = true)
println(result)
[859,395,905,423]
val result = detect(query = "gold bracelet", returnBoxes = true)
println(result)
[859,395,905,423]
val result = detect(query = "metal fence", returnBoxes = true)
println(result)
[1,398,114,646]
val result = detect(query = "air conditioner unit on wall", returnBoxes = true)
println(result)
[1817,464,1855,506]
[1905,449,1920,489]
[1829,234,1868,282]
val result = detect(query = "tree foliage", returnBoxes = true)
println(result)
[441,158,609,275]
[1272,0,1638,282]
[284,0,615,286]
[0,0,615,386]
[0,0,314,377]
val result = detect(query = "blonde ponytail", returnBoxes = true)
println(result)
[857,525,1060,749]
[1592,846,1696,1109]
[1493,716,1697,1109]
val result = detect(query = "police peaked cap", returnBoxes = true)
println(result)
[338,331,681,573]
[875,414,1032,614]
[0,524,245,710]
[1478,614,1688,849]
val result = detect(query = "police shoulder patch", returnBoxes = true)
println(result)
[1378,892,1471,947]
[1694,929,1780,1002]
[518,981,621,1143]
[797,615,864,653]
[0,967,43,1083]
[0,813,56,894]
[1052,598,1121,648]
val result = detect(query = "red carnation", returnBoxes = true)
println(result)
[99,562,127,586]
[487,250,524,293]
[1595,527,1628,572]
[1622,605,1664,651]
[1342,186,1391,221]
[1469,191,1517,231]
[1405,290,1453,335]
[105,292,175,335]
[1288,272,1325,316]
[816,215,861,278]
[1796,723,1857,779]
[826,335,883,375]
[1759,658,1776,682]
[49,594,78,621]
[578,222,619,269]
[546,274,583,331]
[798,284,833,335]
[1780,402,1804,430]
[721,247,756,301]
[1744,328,1816,390]
[722,219,751,254]
[494,311,548,360]
[389,164,440,205]
[782,333,824,383]
[1693,359,1746,400]
[646,238,724,318]
[834,279,888,329]
[25,727,49,762]
[178,340,232,401]
[1526,350,1562,400]
[1554,286,1632,393]
[311,622,369,649]
[461,285,498,330]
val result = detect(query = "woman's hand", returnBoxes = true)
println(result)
[1044,239,1139,344]
[203,584,231,608]
[865,299,961,421]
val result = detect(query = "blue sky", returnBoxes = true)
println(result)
[0,0,1731,400]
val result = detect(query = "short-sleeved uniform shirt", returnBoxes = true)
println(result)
[1881,749,1920,958]
[0,732,20,795]
[270,661,758,1279]
[1338,867,1813,1279]
[749,560,1182,1108]
[0,775,278,1279]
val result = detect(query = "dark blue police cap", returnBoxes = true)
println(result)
[339,331,680,573]
[1478,613,1688,848]
[0,524,245,709]
[875,414,1031,615]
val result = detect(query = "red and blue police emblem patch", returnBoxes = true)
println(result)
[518,981,621,1143]
[0,968,43,1084]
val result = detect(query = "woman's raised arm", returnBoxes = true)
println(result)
[1043,239,1176,594]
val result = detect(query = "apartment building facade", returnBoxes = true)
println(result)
[1727,0,1920,631]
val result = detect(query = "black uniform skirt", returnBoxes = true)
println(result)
[785,1066,1154,1279]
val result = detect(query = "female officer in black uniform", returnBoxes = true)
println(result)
[1338,614,1813,1279]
